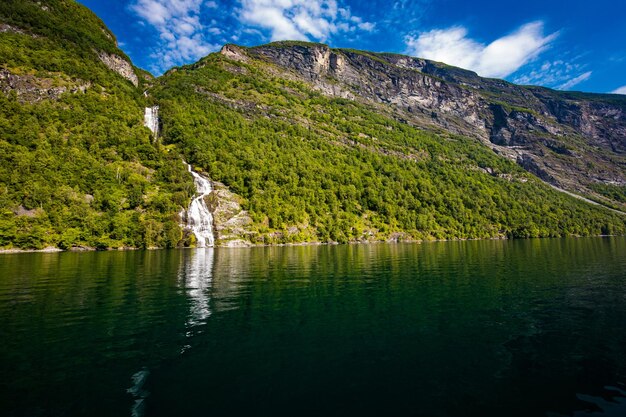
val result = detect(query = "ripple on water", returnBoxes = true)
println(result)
[1,238,626,417]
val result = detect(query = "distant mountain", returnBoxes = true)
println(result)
[1,1,624,250]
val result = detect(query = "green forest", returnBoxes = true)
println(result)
[0,0,194,250]
[0,0,625,250]
[152,53,626,244]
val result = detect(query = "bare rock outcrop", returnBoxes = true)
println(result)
[97,51,138,86]
[220,44,249,63]
[246,42,626,205]
[13,205,39,217]
[0,69,90,103]
[1,23,32,36]
[205,182,256,246]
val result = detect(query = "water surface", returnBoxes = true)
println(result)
[1,238,625,416]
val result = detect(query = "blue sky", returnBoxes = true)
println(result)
[79,0,626,94]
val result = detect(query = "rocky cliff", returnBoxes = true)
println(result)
[244,42,625,209]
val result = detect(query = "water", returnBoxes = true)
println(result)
[143,106,159,137]
[185,163,215,247]
[1,238,625,417]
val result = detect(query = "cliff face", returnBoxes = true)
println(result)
[246,42,626,207]
[97,51,139,86]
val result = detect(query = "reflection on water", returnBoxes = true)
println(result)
[0,238,625,417]
[178,249,215,329]
[127,368,150,417]
[573,386,626,417]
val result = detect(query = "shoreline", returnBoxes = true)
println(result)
[1,234,621,255]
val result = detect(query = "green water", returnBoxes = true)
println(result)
[1,238,625,417]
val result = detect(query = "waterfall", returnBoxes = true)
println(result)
[185,163,215,248]
[143,106,159,138]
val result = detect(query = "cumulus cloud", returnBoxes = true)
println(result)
[405,21,558,78]
[130,0,220,73]
[239,0,375,43]
[611,85,626,95]
[556,71,592,90]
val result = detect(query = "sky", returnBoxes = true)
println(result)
[78,0,626,94]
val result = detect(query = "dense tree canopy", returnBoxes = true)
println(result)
[0,1,624,250]
[152,54,626,244]
[0,0,193,250]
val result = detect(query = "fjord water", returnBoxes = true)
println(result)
[1,239,625,417]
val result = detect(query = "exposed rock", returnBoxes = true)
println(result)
[385,232,415,243]
[69,246,96,252]
[516,154,557,184]
[205,181,256,245]
[0,23,35,37]
[250,43,356,99]
[0,69,90,103]
[178,177,257,247]
[14,205,39,217]
[220,44,249,63]
[221,239,253,247]
[100,28,114,42]
[194,87,270,114]
[97,51,138,86]
[36,1,49,11]
[246,42,626,207]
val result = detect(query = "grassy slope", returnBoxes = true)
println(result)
[0,0,193,250]
[152,53,626,244]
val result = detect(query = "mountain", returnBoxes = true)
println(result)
[149,42,626,244]
[1,1,625,250]
[0,0,194,250]
[244,42,626,206]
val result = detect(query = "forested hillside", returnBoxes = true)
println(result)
[0,1,625,250]
[0,0,193,250]
[151,50,625,244]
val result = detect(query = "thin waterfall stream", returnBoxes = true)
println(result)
[143,106,159,139]
[185,163,215,248]
[143,106,215,247]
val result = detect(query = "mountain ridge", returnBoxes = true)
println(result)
[1,0,625,250]
[233,41,625,206]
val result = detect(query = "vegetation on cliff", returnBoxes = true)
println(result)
[0,0,193,250]
[151,52,625,244]
[0,1,624,250]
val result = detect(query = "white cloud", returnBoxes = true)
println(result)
[238,0,374,42]
[405,21,558,78]
[513,57,590,89]
[556,71,592,90]
[611,85,626,95]
[358,22,375,32]
[130,0,220,73]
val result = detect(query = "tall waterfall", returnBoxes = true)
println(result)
[143,106,159,138]
[185,163,215,248]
